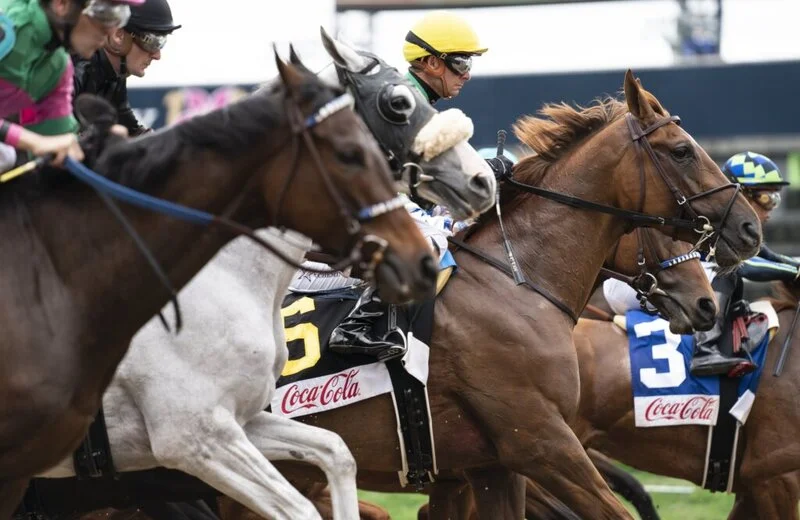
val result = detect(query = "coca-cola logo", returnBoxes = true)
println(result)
[644,396,718,422]
[280,369,362,414]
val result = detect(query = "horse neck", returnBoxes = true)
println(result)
[214,229,311,303]
[470,132,631,318]
[12,148,272,363]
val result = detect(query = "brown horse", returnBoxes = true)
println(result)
[544,280,800,520]
[243,70,761,520]
[0,54,438,517]
[215,192,716,520]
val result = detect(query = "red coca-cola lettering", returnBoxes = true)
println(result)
[643,396,718,422]
[281,369,362,414]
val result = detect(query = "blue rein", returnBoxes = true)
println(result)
[64,157,215,225]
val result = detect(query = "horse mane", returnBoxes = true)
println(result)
[474,90,667,227]
[511,90,668,185]
[93,73,339,192]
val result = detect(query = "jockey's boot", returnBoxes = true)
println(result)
[329,289,407,362]
[690,288,756,378]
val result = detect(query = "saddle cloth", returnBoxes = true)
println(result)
[271,288,433,418]
[622,301,778,428]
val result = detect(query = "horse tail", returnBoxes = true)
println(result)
[589,449,661,520]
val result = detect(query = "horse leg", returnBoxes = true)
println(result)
[146,408,322,520]
[523,478,582,520]
[0,476,29,519]
[484,412,632,519]
[423,478,474,520]
[589,450,659,520]
[463,467,524,520]
[242,411,359,520]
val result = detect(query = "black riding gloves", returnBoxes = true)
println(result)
[485,155,514,179]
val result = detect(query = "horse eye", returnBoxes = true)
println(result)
[336,148,365,167]
[671,145,692,161]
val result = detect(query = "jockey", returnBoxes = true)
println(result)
[0,0,141,168]
[73,0,180,136]
[402,9,513,177]
[604,152,800,378]
[316,12,514,361]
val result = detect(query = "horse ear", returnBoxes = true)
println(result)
[274,45,302,91]
[288,44,312,74]
[623,69,656,122]
[320,26,371,72]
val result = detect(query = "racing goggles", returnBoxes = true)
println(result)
[83,0,131,29]
[405,31,473,76]
[131,31,168,54]
[747,189,781,211]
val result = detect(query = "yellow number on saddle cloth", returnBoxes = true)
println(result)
[280,296,322,376]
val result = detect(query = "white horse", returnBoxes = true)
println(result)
[34,34,493,520]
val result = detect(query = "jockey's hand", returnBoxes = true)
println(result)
[32,133,84,166]
[486,155,514,179]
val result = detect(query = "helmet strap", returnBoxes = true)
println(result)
[421,57,455,99]
[105,31,133,75]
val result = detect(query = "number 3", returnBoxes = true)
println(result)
[280,296,321,376]
[633,319,687,389]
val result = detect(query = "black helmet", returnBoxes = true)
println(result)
[126,0,181,34]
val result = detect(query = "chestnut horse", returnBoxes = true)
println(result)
[530,280,800,520]
[0,53,439,517]
[223,216,716,520]
[248,70,761,520]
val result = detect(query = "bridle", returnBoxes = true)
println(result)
[600,227,702,309]
[267,90,407,283]
[335,60,436,206]
[449,112,741,322]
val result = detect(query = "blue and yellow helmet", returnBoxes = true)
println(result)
[722,152,788,187]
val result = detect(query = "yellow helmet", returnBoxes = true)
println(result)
[403,11,488,63]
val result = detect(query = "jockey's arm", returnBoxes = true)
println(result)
[402,196,455,264]
[602,278,650,315]
[739,256,800,283]
[757,244,800,268]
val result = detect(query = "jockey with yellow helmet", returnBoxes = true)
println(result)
[403,11,512,180]
[324,12,512,361]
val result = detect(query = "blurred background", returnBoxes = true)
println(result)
[126,4,798,515]
[127,0,800,255]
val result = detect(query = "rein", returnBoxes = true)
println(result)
[57,90,406,329]
[450,112,737,321]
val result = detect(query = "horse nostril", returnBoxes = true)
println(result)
[697,297,717,321]
[469,172,493,199]
[420,254,437,282]
[741,221,761,244]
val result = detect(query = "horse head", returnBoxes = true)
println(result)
[319,28,495,220]
[606,229,716,333]
[620,70,761,268]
